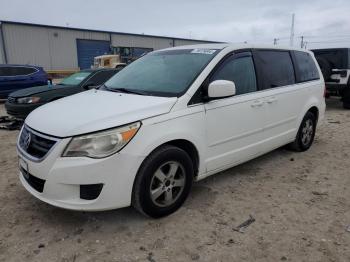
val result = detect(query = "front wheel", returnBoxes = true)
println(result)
[343,101,350,109]
[288,111,317,152]
[132,145,194,218]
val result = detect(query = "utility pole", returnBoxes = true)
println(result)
[300,36,304,48]
[289,13,295,47]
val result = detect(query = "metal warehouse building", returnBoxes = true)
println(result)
[0,21,218,70]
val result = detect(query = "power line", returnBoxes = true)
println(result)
[299,34,350,39]
[307,39,350,44]
[272,34,350,48]
[273,34,350,42]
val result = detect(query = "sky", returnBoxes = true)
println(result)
[1,0,350,48]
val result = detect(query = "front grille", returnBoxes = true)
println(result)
[21,166,46,193]
[7,97,16,103]
[19,126,57,160]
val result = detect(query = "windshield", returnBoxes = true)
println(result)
[104,48,220,96]
[313,49,350,69]
[60,72,91,86]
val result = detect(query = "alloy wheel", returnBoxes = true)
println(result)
[149,161,186,207]
[301,119,314,146]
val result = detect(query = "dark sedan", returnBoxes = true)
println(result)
[5,68,122,119]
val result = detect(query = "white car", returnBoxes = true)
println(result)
[17,44,325,218]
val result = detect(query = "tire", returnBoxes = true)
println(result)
[288,111,317,152]
[316,57,332,81]
[343,101,350,109]
[342,88,350,109]
[132,145,194,218]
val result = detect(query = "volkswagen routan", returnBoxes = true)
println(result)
[17,44,325,218]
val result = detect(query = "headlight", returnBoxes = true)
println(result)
[17,97,41,104]
[62,122,141,158]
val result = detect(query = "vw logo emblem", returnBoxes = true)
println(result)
[24,132,31,150]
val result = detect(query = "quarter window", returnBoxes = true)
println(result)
[211,55,257,95]
[293,51,320,82]
[254,50,295,89]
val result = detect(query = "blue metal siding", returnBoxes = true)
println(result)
[76,39,110,69]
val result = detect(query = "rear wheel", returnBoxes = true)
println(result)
[342,88,350,109]
[132,145,194,218]
[288,111,317,152]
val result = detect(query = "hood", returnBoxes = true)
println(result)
[25,89,177,137]
[10,84,70,98]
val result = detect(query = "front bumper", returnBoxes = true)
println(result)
[18,135,145,211]
[5,101,43,119]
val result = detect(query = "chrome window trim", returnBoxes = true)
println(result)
[0,66,39,77]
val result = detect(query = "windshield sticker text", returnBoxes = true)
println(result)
[191,49,216,55]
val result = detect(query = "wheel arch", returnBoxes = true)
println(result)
[163,139,200,178]
[298,98,322,128]
[140,139,200,178]
[308,106,319,123]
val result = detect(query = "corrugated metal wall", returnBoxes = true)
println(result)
[111,34,173,50]
[1,22,216,70]
[174,39,208,46]
[111,35,207,50]
[2,24,109,70]
[0,23,5,64]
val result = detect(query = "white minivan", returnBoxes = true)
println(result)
[17,44,325,218]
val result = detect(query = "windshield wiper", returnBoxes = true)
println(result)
[104,86,148,96]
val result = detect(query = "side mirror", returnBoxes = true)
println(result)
[207,80,236,99]
[82,81,95,90]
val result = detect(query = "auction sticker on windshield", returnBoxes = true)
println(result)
[191,49,217,55]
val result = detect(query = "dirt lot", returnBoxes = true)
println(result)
[0,98,349,262]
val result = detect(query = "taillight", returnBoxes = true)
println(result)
[323,86,327,98]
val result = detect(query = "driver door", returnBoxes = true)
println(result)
[204,52,266,172]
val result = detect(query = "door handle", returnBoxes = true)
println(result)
[266,97,277,104]
[251,100,264,108]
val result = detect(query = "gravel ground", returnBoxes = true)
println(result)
[0,98,350,262]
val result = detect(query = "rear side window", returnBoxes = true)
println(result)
[254,50,295,89]
[0,66,37,76]
[0,67,11,76]
[211,54,257,95]
[13,67,37,75]
[293,51,320,82]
